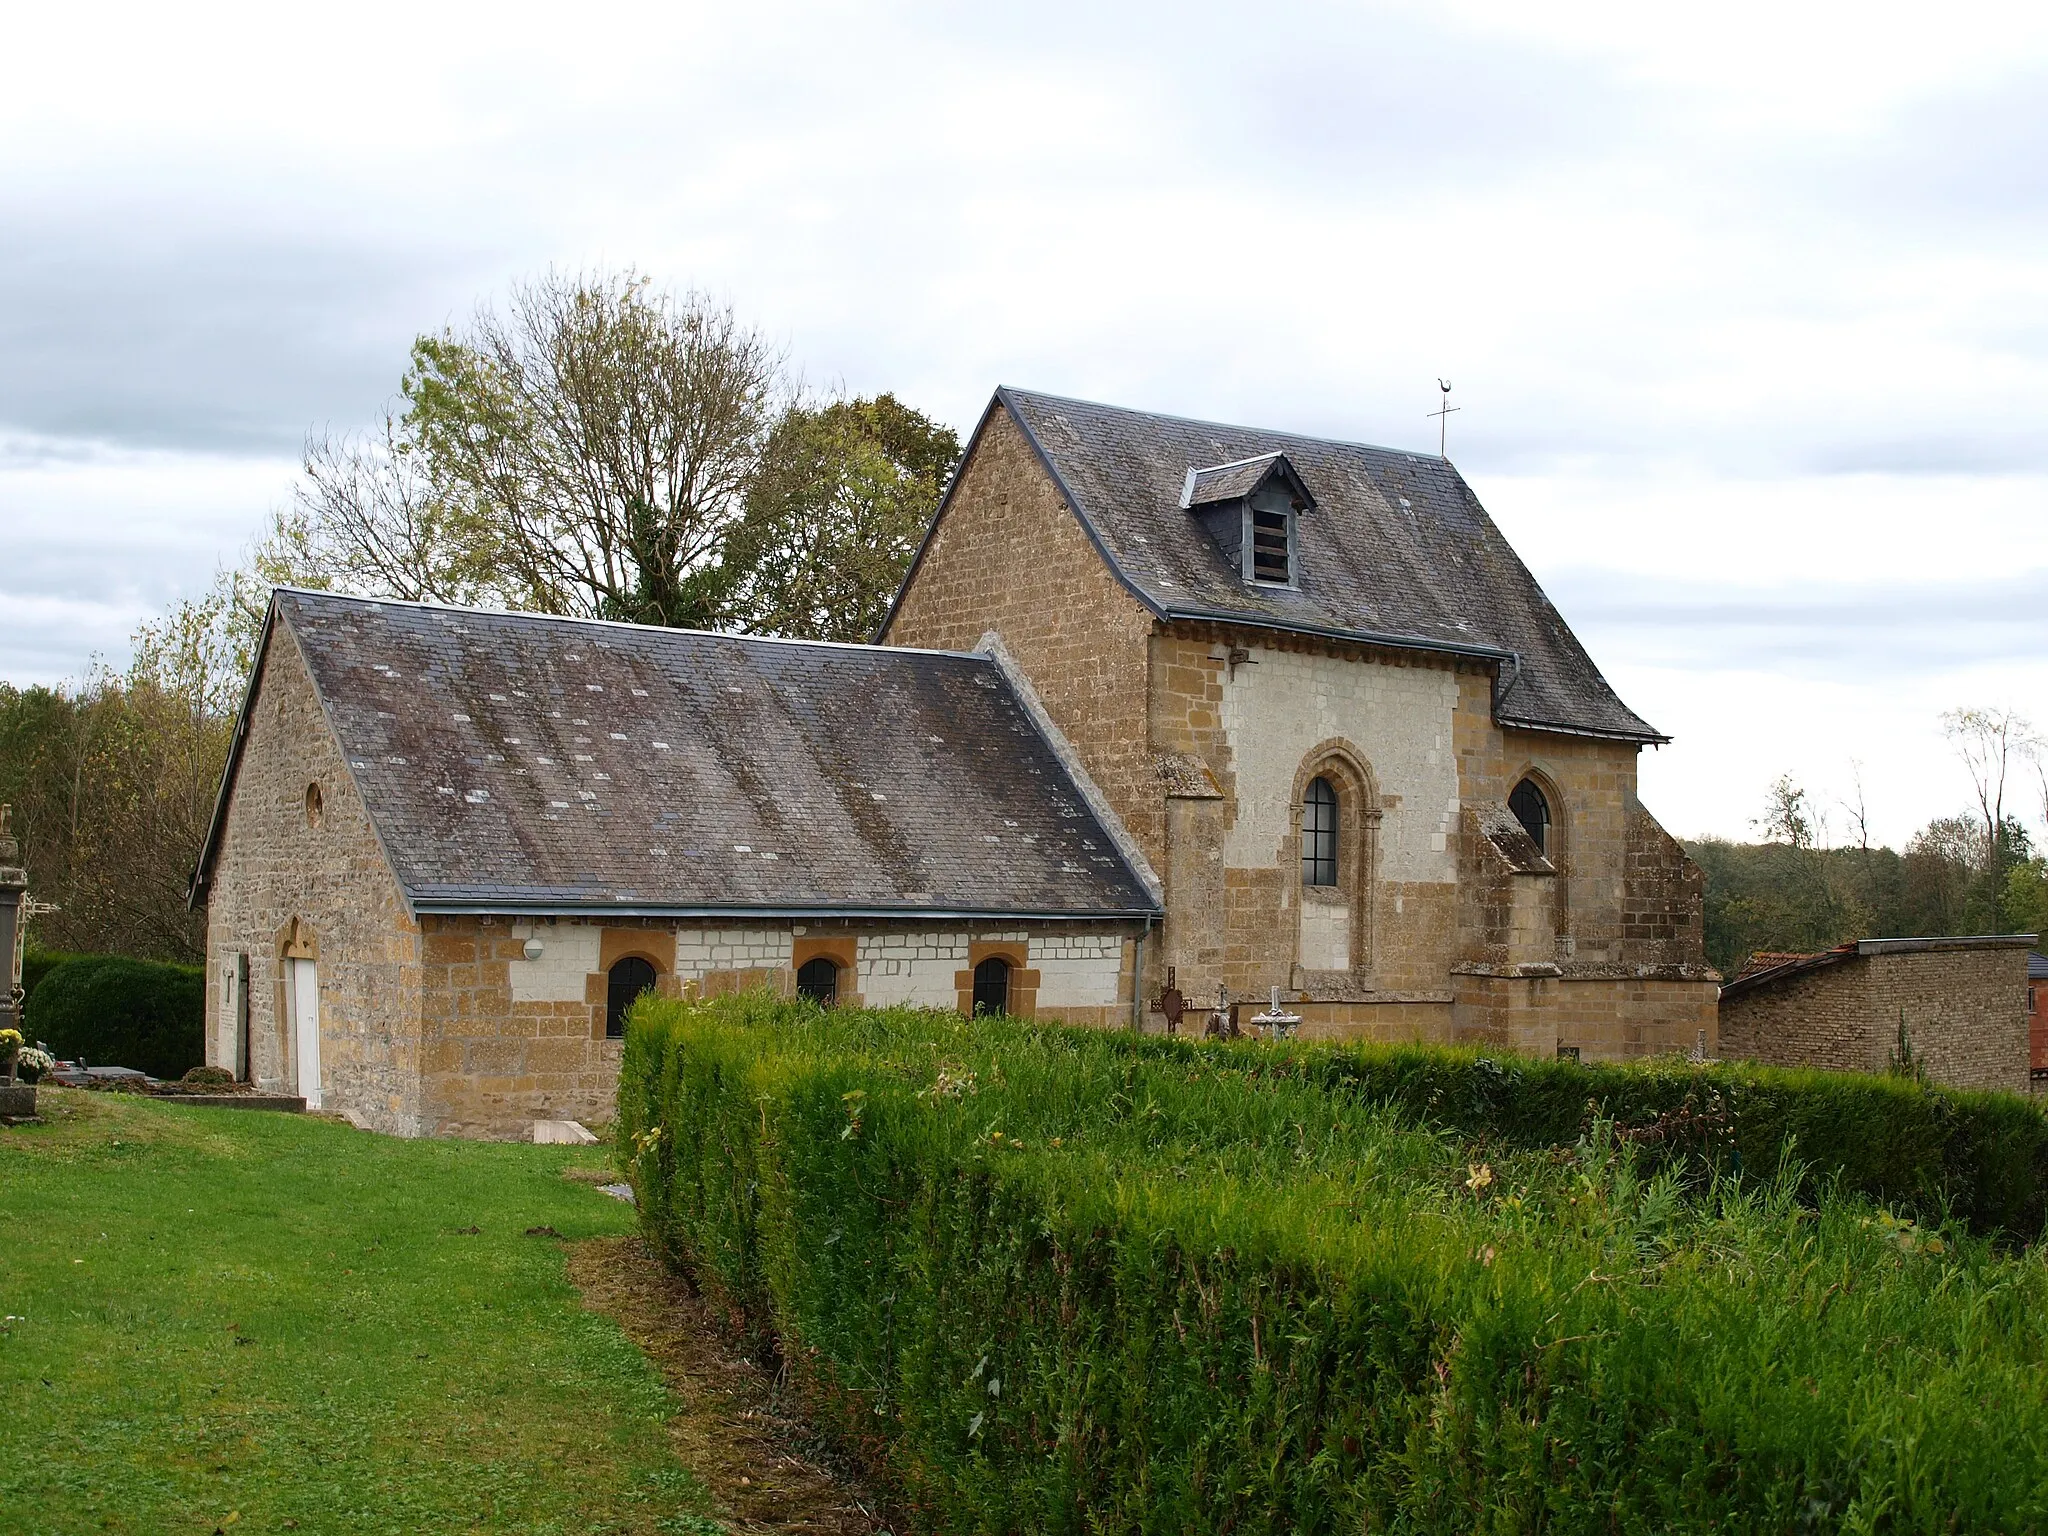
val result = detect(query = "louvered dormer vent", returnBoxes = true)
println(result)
[1179,452,1317,588]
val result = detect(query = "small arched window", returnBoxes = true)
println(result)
[1301,776,1339,887]
[1509,777,1551,855]
[796,956,840,1005]
[971,957,1011,1016]
[304,782,323,829]
[606,956,657,1039]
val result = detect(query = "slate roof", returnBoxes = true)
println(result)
[1181,453,1310,509]
[195,591,1159,919]
[926,387,1662,742]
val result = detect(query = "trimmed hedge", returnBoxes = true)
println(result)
[19,946,92,1008]
[1119,1035,2048,1241]
[24,955,205,1079]
[621,995,2048,1534]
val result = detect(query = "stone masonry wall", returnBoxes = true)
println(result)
[883,408,1164,871]
[879,402,1713,1056]
[202,624,426,1134]
[419,914,1143,1137]
[1456,682,1654,968]
[1720,945,2030,1094]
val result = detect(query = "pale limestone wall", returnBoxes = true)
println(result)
[506,921,794,1000]
[1217,641,1461,882]
[419,916,1141,1137]
[1147,625,1476,1003]
[675,927,794,980]
[201,623,426,1135]
[506,922,603,1001]
[1030,932,1127,1008]
[856,930,974,1007]
[851,928,1128,1012]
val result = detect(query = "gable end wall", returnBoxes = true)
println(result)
[202,622,427,1133]
[885,407,1163,869]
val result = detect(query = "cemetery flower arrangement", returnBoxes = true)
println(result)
[15,1046,53,1081]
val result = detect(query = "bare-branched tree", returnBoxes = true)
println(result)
[1940,706,2039,898]
[256,269,789,628]
[405,270,786,626]
[260,412,483,609]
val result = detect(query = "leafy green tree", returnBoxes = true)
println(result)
[0,579,245,963]
[2003,857,2048,941]
[718,395,960,642]
[1899,815,1980,935]
[258,270,785,627]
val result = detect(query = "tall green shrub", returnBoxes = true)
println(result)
[19,946,93,1009]
[621,996,2048,1534]
[24,955,205,1079]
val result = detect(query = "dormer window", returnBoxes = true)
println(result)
[1249,500,1293,583]
[1180,451,1316,588]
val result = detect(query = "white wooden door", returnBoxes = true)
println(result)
[288,958,322,1108]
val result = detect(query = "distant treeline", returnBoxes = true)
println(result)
[1688,815,2048,976]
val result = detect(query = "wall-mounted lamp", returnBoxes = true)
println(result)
[522,938,545,961]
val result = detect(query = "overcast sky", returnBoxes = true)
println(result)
[6,0,2047,847]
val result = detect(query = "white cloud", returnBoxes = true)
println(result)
[6,0,2048,844]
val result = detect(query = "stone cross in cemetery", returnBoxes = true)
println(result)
[0,806,26,1033]
[0,805,55,1035]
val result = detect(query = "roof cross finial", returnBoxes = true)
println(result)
[1428,379,1460,459]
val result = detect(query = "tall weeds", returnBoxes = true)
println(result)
[620,996,2048,1533]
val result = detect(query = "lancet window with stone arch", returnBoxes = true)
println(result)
[1290,743,1381,981]
[1508,764,1570,945]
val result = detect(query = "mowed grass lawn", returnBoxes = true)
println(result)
[0,1088,723,1535]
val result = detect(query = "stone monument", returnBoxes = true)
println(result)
[1,806,42,1117]
[0,805,26,1033]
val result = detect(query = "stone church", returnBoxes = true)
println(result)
[192,386,1717,1137]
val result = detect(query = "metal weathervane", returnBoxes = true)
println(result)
[1428,378,1460,459]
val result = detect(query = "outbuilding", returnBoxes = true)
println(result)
[1718,935,2035,1094]
[190,590,1159,1137]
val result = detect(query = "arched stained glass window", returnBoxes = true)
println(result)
[972,957,1011,1016]
[797,956,840,1005]
[1301,776,1339,887]
[1509,777,1551,855]
[606,956,657,1039]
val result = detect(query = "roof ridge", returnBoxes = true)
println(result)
[998,384,1444,464]
[275,587,988,662]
